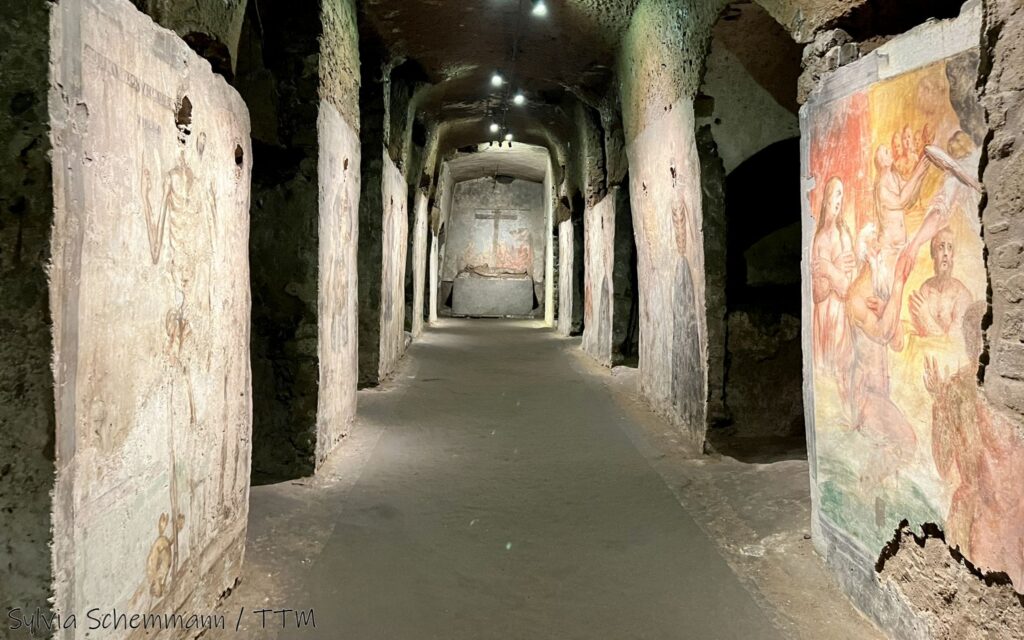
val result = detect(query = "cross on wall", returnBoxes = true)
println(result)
[475,209,525,259]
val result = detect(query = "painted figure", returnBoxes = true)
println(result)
[846,223,917,472]
[812,177,856,399]
[873,140,930,298]
[909,228,972,337]
[925,303,1024,588]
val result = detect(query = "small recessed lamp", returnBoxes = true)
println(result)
[490,123,500,133]
[505,133,514,142]
[491,72,504,87]
[513,92,526,106]
[532,0,548,17]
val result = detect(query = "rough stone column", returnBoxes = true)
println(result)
[238,0,361,482]
[429,227,440,323]
[411,191,429,337]
[356,37,411,386]
[611,183,640,363]
[696,125,728,425]
[557,218,575,336]
[0,0,55,619]
[356,50,387,386]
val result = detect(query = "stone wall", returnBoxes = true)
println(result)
[801,3,1024,632]
[441,177,547,289]
[378,152,408,381]
[618,0,720,448]
[582,195,616,365]
[0,0,55,621]
[49,0,252,631]
[557,219,575,337]
[981,0,1024,420]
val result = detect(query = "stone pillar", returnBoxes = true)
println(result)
[410,190,429,337]
[1,0,55,620]
[611,183,639,363]
[356,37,387,387]
[48,0,252,626]
[238,0,360,481]
[429,228,440,323]
[544,157,556,326]
[557,218,575,336]
[582,195,616,365]
[696,125,728,425]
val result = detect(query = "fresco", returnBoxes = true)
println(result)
[806,45,1024,589]
[626,101,708,446]
[440,177,546,283]
[50,0,253,627]
[316,101,359,468]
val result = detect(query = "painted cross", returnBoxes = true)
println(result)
[475,209,524,257]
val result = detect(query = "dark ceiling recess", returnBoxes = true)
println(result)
[828,0,965,41]
[359,0,633,154]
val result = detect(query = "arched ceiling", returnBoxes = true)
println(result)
[360,0,637,155]
[446,143,550,184]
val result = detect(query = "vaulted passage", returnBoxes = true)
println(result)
[3,0,1024,638]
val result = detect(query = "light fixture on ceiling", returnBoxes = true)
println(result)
[505,133,514,142]
[491,72,504,87]
[490,123,500,133]
[513,92,526,106]
[532,0,548,17]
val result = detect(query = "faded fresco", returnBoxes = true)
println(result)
[316,101,360,468]
[806,34,1024,588]
[50,0,253,629]
[582,195,616,365]
[627,102,708,446]
[379,153,408,381]
[441,177,546,283]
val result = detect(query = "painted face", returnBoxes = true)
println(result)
[932,231,955,276]
[902,126,914,153]
[892,132,904,157]
[829,181,844,218]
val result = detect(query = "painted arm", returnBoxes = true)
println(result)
[851,277,906,345]
[879,158,930,211]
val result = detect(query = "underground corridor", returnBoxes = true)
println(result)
[3,0,1024,639]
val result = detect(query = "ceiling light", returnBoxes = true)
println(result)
[513,93,526,106]
[490,123,500,133]
[491,72,504,87]
[505,133,514,142]
[532,0,548,17]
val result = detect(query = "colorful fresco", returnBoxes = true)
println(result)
[807,48,1024,589]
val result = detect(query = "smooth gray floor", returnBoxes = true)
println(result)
[285,320,784,639]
